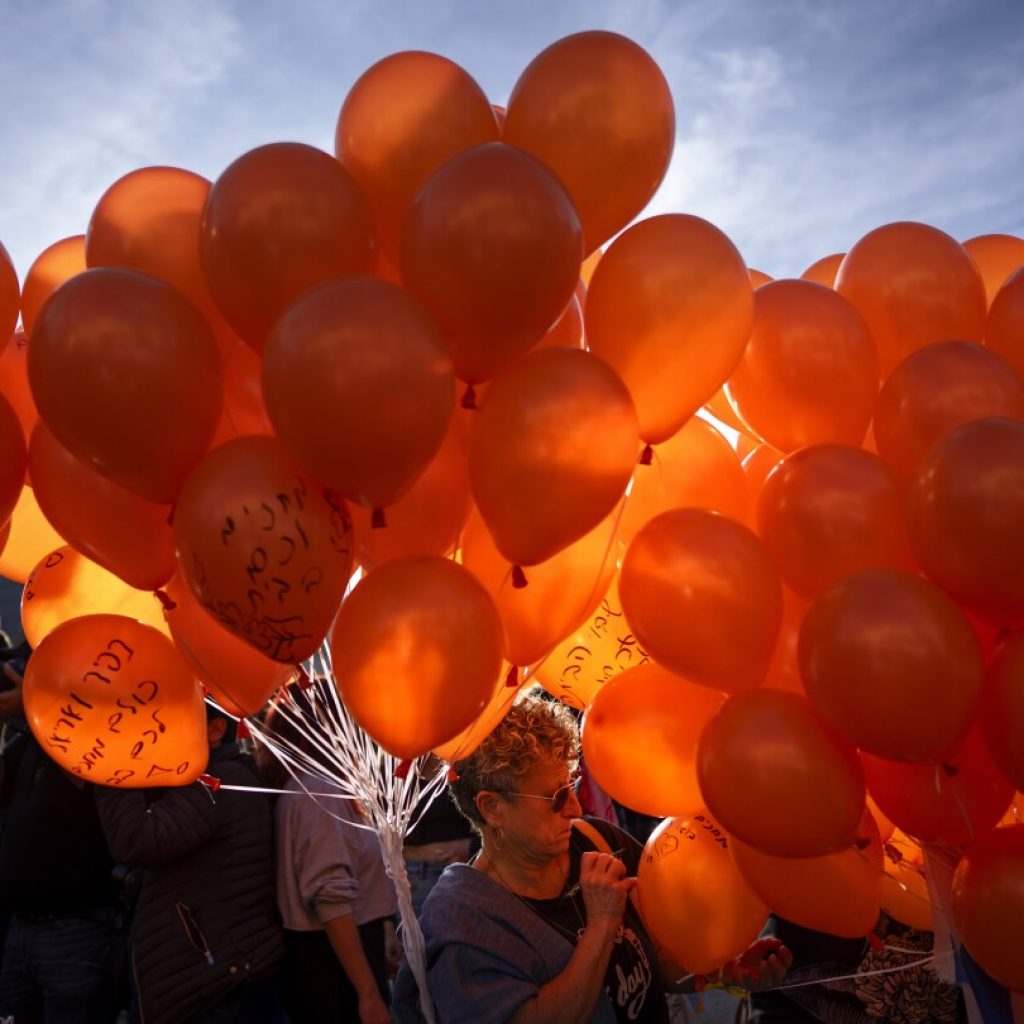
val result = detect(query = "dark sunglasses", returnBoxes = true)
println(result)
[501,774,580,813]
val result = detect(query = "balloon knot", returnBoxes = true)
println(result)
[639,444,654,466]
[461,384,478,410]
[941,762,959,777]
[166,503,176,527]
[371,507,387,529]
[236,720,251,740]
[506,665,520,688]
[866,931,884,952]
[199,773,222,793]
[296,666,313,690]
[883,842,904,865]
[395,759,413,780]
[511,565,528,588]
[446,765,460,783]
[853,835,872,851]
[154,589,177,612]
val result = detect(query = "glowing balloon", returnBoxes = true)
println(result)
[0,394,26,528]
[28,268,223,503]
[505,31,674,255]
[742,443,783,527]
[981,631,1024,792]
[336,51,499,260]
[200,142,375,353]
[800,253,844,289]
[761,588,810,696]
[0,485,64,583]
[585,214,754,444]
[173,437,356,663]
[874,341,1024,480]
[0,330,37,442]
[538,293,584,351]
[757,445,915,600]
[620,416,747,544]
[835,221,986,377]
[401,142,583,384]
[29,423,175,591]
[330,556,504,759]
[636,812,768,975]
[22,547,169,648]
[582,663,725,817]
[952,824,1024,993]
[621,509,782,694]
[731,810,882,939]
[727,280,878,452]
[433,671,518,763]
[23,615,207,788]
[906,417,1024,629]
[697,690,866,857]
[881,831,933,931]
[986,266,1024,378]
[962,233,1024,308]
[468,347,638,568]
[20,235,86,337]
[163,575,293,719]
[0,240,17,345]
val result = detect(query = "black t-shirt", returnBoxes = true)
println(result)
[522,818,668,1024]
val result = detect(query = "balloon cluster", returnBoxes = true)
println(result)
[1,29,1023,993]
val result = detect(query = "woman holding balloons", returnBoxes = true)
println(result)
[392,694,790,1023]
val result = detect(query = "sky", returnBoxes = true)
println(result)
[1,0,1023,283]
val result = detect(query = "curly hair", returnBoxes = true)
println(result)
[449,693,580,832]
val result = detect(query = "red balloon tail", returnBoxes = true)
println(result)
[395,759,413,780]
[511,565,528,588]
[506,665,520,687]
[154,589,177,612]
[461,384,478,410]
[371,507,387,529]
[639,444,654,466]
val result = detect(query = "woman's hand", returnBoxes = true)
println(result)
[358,988,391,1024]
[720,937,793,992]
[578,851,635,931]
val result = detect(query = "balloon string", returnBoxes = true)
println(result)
[771,952,935,992]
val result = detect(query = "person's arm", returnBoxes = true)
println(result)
[508,851,632,1024]
[323,913,390,1024]
[658,936,793,994]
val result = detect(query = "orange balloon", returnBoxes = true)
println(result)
[330,555,504,759]
[29,423,175,590]
[336,51,499,261]
[757,445,915,600]
[620,416,747,544]
[861,726,1014,845]
[163,575,293,719]
[20,235,86,337]
[906,417,1024,629]
[703,386,755,438]
[585,215,754,444]
[874,340,1024,480]
[401,142,583,384]
[28,268,223,503]
[0,330,38,443]
[636,812,768,975]
[727,280,879,452]
[468,347,638,568]
[0,484,64,583]
[868,794,896,843]
[349,408,472,568]
[761,588,810,696]
[200,142,375,353]
[800,570,983,762]
[505,31,674,255]
[881,830,933,931]
[697,690,866,857]
[433,669,518,762]
[462,507,617,667]
[800,253,844,289]
[208,338,275,447]
[22,546,169,648]
[0,240,18,345]
[0,393,26,527]
[952,824,1024,993]
[985,266,1024,379]
[85,166,235,347]
[263,276,454,511]
[579,248,602,289]
[748,269,773,288]
[538,293,584,351]
[1000,792,1024,827]
[621,509,782,694]
[742,442,783,527]
[981,631,1024,792]
[835,221,986,377]
[23,614,207,788]
[535,572,650,711]
[962,233,1024,308]
[582,662,725,817]
[173,437,356,663]
[731,810,882,939]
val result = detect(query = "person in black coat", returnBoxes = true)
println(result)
[96,709,285,1024]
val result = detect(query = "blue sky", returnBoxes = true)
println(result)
[1,0,1022,283]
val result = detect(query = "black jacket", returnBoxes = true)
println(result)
[96,744,284,1024]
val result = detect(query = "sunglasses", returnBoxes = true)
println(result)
[501,774,580,813]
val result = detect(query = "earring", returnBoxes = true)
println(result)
[490,825,504,851]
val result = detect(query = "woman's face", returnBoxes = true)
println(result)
[497,756,583,859]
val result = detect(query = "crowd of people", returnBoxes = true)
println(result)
[0,625,963,1024]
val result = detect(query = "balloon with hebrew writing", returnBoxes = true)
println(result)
[535,572,649,710]
[173,436,356,663]
[22,546,169,648]
[23,614,208,788]
[636,812,768,975]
